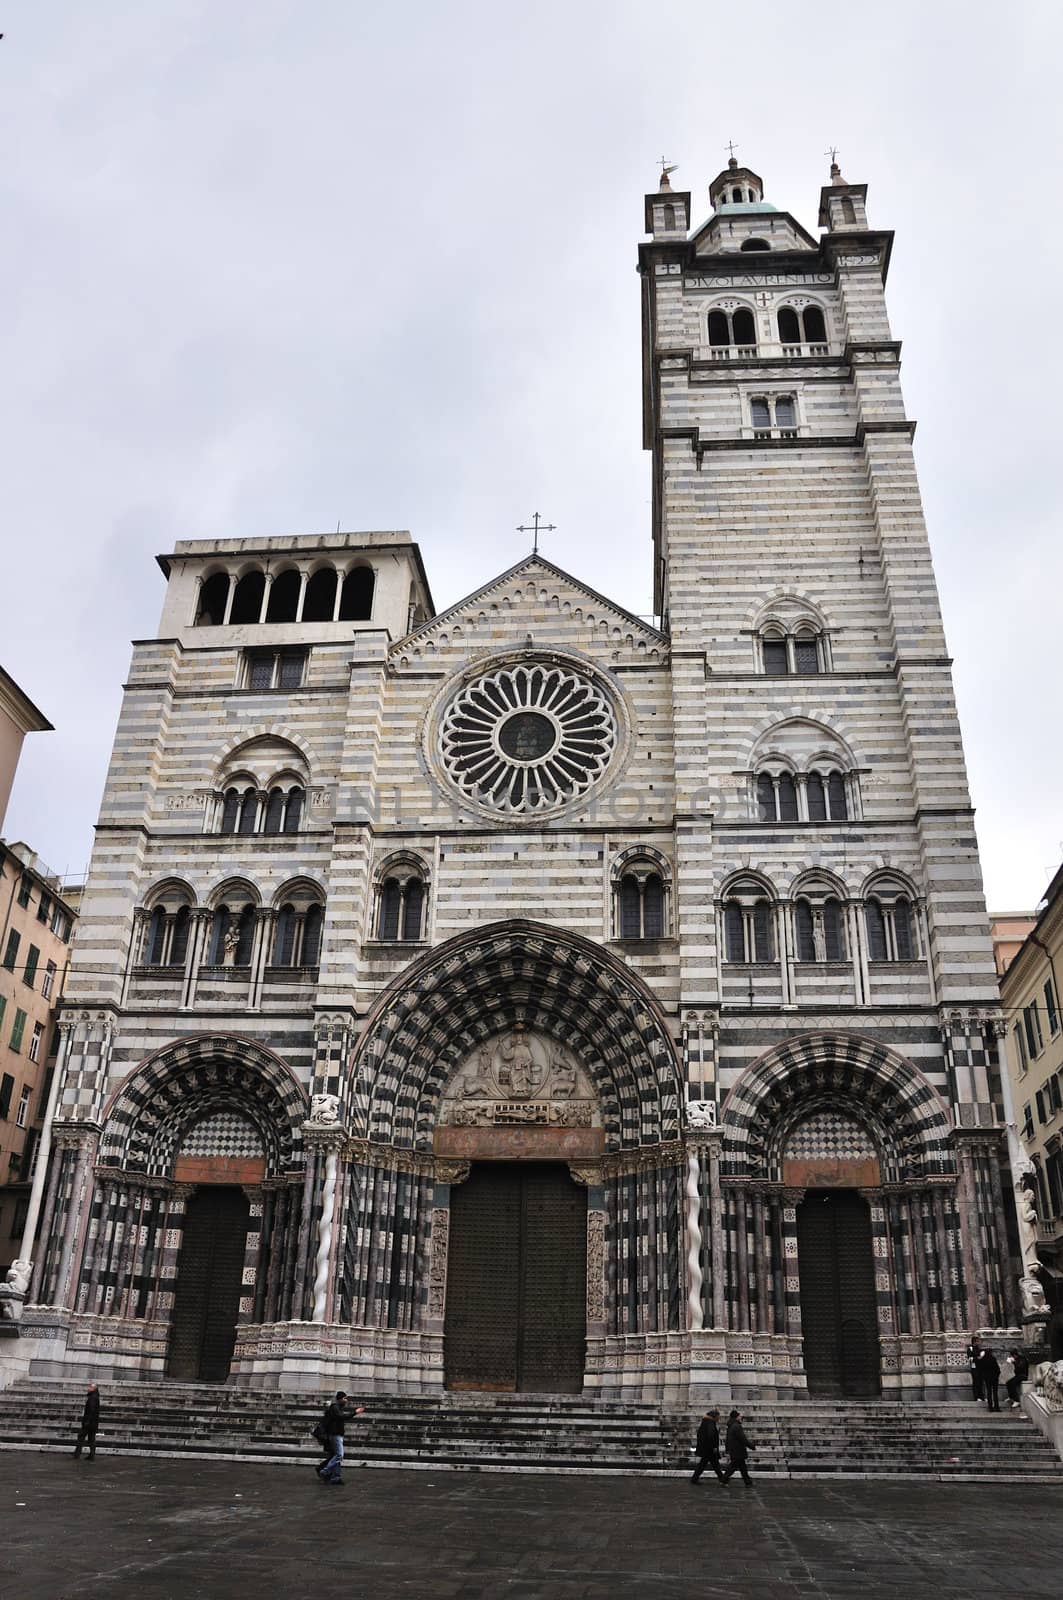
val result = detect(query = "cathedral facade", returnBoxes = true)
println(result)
[9,157,1018,1401]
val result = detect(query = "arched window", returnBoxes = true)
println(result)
[707,306,757,354]
[740,237,770,252]
[143,895,194,968]
[749,394,798,438]
[220,788,241,834]
[756,771,798,822]
[208,905,230,965]
[237,789,259,835]
[263,788,286,834]
[827,771,848,819]
[265,568,301,623]
[375,863,429,942]
[722,884,775,962]
[663,203,677,229]
[283,787,304,834]
[757,621,826,674]
[806,773,826,820]
[777,304,829,352]
[841,197,856,224]
[795,897,846,962]
[617,871,665,940]
[302,567,337,622]
[196,572,231,626]
[271,895,324,968]
[234,904,255,965]
[338,566,375,622]
[731,186,743,203]
[230,570,265,625]
[865,893,916,961]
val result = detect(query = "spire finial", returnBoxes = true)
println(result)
[825,145,843,182]
[658,156,678,191]
[726,139,739,170]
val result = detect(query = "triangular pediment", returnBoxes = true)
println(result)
[390,554,667,665]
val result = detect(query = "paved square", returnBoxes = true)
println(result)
[4,1454,1062,1599]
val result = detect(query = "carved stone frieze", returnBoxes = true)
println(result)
[439,1028,598,1130]
[434,1160,471,1186]
[586,1210,606,1323]
[427,1208,449,1320]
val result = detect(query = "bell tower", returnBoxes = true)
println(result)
[638,151,1001,1102]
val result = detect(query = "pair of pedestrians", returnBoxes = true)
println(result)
[690,1408,754,1488]
[314,1390,366,1485]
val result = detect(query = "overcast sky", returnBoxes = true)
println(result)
[1,1,1059,910]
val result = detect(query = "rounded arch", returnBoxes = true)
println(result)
[610,843,672,883]
[721,1032,953,1182]
[790,867,849,900]
[748,590,831,635]
[718,867,778,900]
[861,867,920,900]
[750,717,858,772]
[351,920,682,1152]
[99,1033,307,1177]
[207,875,260,910]
[270,874,326,909]
[212,725,315,777]
[373,849,431,885]
[142,875,197,909]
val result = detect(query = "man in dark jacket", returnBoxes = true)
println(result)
[966,1337,983,1401]
[690,1409,725,1483]
[315,1390,366,1485]
[977,1348,1001,1412]
[73,1383,100,1460]
[721,1408,754,1487]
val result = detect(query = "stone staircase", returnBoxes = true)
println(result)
[0,1380,1060,1479]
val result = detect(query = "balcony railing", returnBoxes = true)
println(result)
[709,345,758,361]
[781,343,830,358]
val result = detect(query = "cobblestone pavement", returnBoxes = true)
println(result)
[4,1453,1062,1599]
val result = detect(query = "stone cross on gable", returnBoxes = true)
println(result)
[516,512,557,556]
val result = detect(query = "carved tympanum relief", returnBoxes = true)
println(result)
[440,1027,599,1129]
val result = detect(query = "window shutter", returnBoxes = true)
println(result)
[723,902,744,963]
[302,905,323,966]
[777,775,799,821]
[0,1073,13,1119]
[402,881,424,942]
[827,772,848,819]
[278,651,305,689]
[752,901,773,962]
[866,901,887,961]
[795,901,815,962]
[220,790,240,834]
[619,876,642,938]
[263,789,285,834]
[1015,1023,1028,1072]
[170,907,190,965]
[893,900,914,960]
[147,908,167,966]
[762,639,788,676]
[756,774,776,821]
[1046,979,1060,1035]
[824,899,845,961]
[794,637,820,675]
[283,788,304,834]
[378,880,401,941]
[2,930,20,970]
[24,945,40,987]
[248,655,273,690]
[642,875,665,938]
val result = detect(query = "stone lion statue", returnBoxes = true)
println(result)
[1043,1360,1063,1413]
[308,1092,340,1126]
[0,1259,32,1322]
[685,1100,717,1130]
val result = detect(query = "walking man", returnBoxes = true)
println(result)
[690,1409,725,1483]
[978,1347,1001,1412]
[721,1408,754,1488]
[315,1390,365,1486]
[73,1383,100,1461]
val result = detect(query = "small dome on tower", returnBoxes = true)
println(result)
[709,156,773,212]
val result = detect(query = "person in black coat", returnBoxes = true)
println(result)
[977,1348,1001,1412]
[721,1408,754,1487]
[965,1337,983,1401]
[690,1409,725,1483]
[73,1383,100,1460]
[1006,1347,1029,1409]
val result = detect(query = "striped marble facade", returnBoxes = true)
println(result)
[4,158,1018,1403]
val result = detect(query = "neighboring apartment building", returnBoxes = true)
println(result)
[0,841,77,1270]
[1000,865,1063,1273]
[0,666,52,830]
[991,912,1038,979]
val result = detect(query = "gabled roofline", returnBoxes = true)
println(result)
[0,665,53,734]
[687,208,820,254]
[392,553,666,653]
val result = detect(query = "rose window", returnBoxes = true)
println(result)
[439,662,617,814]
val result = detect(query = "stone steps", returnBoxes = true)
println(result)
[1,1380,1059,1478]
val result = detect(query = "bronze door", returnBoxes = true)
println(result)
[167,1186,250,1383]
[445,1163,587,1393]
[796,1190,881,1397]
